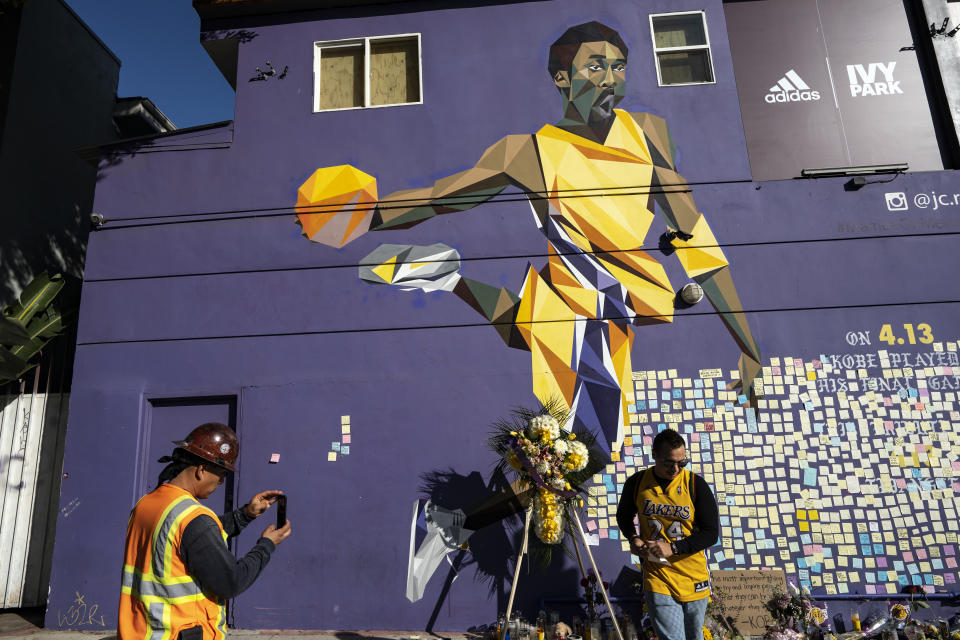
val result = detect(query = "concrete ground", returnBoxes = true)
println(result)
[0,609,476,640]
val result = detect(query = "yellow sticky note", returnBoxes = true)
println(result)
[342,425,351,434]
[327,451,337,461]
[341,415,350,424]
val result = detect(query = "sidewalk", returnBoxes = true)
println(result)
[0,610,472,640]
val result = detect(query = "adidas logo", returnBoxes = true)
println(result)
[764,69,821,103]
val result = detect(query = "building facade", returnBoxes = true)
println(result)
[46,0,960,631]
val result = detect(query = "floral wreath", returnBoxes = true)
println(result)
[489,401,605,545]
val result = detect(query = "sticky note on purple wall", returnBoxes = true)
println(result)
[269,453,280,463]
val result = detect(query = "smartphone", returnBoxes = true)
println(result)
[276,495,287,528]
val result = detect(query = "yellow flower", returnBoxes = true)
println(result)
[568,433,576,440]
[890,604,908,621]
[702,627,713,640]
[510,431,518,436]
[809,608,827,625]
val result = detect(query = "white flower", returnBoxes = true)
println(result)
[551,439,569,456]
[550,476,566,490]
[535,461,550,475]
[527,414,560,441]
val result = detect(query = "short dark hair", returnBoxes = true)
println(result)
[156,447,217,487]
[652,429,685,456]
[548,21,629,78]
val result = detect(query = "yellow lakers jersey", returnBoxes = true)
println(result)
[634,467,710,601]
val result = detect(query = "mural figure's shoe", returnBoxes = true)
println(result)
[359,243,462,292]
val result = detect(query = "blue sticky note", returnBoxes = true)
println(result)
[332,442,341,451]
[803,467,817,487]
[610,530,619,539]
[873,544,884,555]
[859,533,871,544]
[720,516,730,526]
[734,554,745,564]
[341,445,350,455]
[705,399,715,408]
[853,557,864,568]
[695,379,704,388]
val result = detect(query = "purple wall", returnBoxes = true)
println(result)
[46,0,960,632]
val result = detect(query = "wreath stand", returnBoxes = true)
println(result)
[500,505,624,640]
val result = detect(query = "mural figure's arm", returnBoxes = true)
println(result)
[371,134,542,230]
[345,135,547,349]
[632,113,763,407]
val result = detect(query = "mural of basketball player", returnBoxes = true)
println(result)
[296,21,762,454]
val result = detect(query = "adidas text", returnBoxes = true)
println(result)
[765,90,821,103]
[765,69,821,104]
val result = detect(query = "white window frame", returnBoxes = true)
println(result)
[313,33,423,112]
[648,11,716,87]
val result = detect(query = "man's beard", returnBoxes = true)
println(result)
[590,90,618,121]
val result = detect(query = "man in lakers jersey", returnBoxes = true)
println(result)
[296,21,762,455]
[616,429,719,640]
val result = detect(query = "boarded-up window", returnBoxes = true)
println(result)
[649,12,715,86]
[314,34,421,111]
[318,45,363,110]
[370,38,420,106]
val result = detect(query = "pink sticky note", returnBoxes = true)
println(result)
[587,520,597,531]
[896,478,907,488]
[813,359,822,369]
[269,453,280,463]
[663,381,672,389]
[624,446,634,456]
[599,528,608,539]
[904,551,914,562]
[947,557,958,569]
[946,572,956,583]
[884,397,894,407]
[616,461,626,471]
[772,366,781,375]
[884,420,895,430]
[690,433,700,443]
[866,585,877,595]
[342,434,351,444]
[916,549,928,560]
[916,443,926,452]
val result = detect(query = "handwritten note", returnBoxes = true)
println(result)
[710,569,786,636]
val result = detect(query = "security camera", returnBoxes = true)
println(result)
[90,212,105,228]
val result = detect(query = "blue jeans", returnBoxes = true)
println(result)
[645,591,709,640]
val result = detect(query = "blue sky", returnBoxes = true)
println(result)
[65,0,235,129]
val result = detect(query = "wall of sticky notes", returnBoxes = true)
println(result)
[585,340,960,594]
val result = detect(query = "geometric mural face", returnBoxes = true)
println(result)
[298,22,762,455]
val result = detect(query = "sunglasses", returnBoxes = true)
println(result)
[657,458,689,470]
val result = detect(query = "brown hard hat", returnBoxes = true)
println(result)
[173,422,239,472]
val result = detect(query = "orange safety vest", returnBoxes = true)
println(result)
[119,484,229,640]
